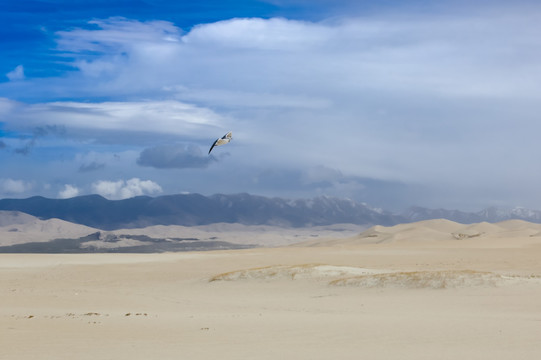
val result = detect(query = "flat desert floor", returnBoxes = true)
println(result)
[2,220,541,359]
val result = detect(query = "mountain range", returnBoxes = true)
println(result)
[1,193,541,230]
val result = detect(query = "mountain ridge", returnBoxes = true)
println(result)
[1,193,541,230]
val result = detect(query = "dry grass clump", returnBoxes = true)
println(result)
[209,264,325,282]
[209,264,393,282]
[451,232,483,240]
[209,266,534,289]
[329,270,502,289]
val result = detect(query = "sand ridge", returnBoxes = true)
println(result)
[300,218,541,248]
[208,263,541,289]
[0,215,99,246]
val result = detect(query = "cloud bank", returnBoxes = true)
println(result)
[137,144,217,169]
[78,161,106,173]
[1,2,541,211]
[0,99,222,142]
[0,178,33,195]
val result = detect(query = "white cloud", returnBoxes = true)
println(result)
[58,184,80,199]
[55,17,183,83]
[0,178,32,194]
[47,13,541,99]
[6,65,25,81]
[56,17,182,53]
[184,17,330,50]
[91,178,163,199]
[0,99,223,142]
[92,180,124,198]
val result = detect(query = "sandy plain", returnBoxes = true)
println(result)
[2,219,541,359]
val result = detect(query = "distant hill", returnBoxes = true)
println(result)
[2,193,541,230]
[0,210,37,227]
[0,210,99,246]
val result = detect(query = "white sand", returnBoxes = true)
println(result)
[2,219,541,359]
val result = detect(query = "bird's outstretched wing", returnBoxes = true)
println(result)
[208,139,219,154]
[208,131,232,155]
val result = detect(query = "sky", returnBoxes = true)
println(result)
[1,0,541,212]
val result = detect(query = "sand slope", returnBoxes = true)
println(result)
[0,211,99,246]
[0,210,37,226]
[2,219,541,359]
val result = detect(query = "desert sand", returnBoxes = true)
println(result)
[2,219,541,359]
[0,211,99,246]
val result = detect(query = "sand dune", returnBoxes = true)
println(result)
[300,218,541,248]
[0,210,364,250]
[0,210,37,226]
[209,264,541,289]
[0,212,99,246]
[2,219,541,359]
[110,223,365,247]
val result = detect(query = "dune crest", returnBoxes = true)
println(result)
[0,215,99,246]
[300,219,541,247]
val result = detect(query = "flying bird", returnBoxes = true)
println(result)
[208,131,232,154]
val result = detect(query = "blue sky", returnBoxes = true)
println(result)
[1,0,541,211]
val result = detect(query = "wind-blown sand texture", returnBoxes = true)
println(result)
[2,219,541,359]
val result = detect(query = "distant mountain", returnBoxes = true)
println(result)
[401,206,482,224]
[401,206,541,224]
[2,193,541,230]
[0,193,401,230]
[476,207,541,223]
